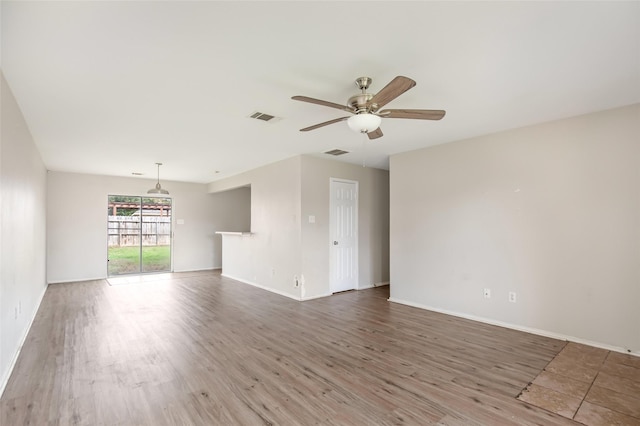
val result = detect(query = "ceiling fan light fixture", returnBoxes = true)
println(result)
[148,162,169,195]
[347,113,381,134]
[293,76,444,137]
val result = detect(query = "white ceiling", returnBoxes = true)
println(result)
[2,1,639,184]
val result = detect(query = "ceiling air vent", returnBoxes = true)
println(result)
[324,149,349,156]
[249,111,281,122]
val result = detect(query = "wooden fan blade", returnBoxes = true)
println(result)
[300,116,349,132]
[367,128,383,140]
[368,76,416,109]
[379,109,446,120]
[292,96,354,112]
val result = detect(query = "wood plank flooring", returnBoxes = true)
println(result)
[1,270,581,425]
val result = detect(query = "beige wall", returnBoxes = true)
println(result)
[209,156,303,298]
[209,155,390,300]
[47,172,248,283]
[1,73,48,393]
[390,104,640,354]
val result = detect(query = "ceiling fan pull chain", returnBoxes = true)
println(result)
[362,133,367,168]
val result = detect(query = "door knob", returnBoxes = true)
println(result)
[333,241,338,245]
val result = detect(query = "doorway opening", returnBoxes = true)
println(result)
[107,195,172,276]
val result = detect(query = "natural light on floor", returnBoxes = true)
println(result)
[107,273,174,286]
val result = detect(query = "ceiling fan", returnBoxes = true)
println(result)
[292,76,445,140]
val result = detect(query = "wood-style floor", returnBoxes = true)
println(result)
[1,270,580,425]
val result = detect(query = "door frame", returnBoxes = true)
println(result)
[107,194,173,276]
[329,177,359,293]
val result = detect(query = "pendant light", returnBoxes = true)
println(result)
[147,162,169,195]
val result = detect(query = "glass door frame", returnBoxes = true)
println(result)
[107,195,173,276]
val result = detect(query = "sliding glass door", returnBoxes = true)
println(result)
[107,195,172,276]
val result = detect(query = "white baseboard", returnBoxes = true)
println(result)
[388,297,639,357]
[220,273,301,301]
[220,274,335,302]
[0,284,48,398]
[300,292,333,301]
[357,281,390,290]
[48,275,105,284]
[173,267,220,273]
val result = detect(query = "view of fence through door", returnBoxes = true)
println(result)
[107,195,172,275]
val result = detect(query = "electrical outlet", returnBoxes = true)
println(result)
[483,288,491,299]
[509,292,517,303]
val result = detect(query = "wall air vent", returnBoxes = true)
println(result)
[324,149,349,156]
[248,111,281,122]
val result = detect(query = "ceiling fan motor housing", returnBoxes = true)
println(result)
[350,77,379,113]
[348,93,376,113]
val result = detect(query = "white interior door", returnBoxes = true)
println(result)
[330,178,358,293]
